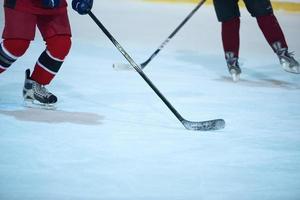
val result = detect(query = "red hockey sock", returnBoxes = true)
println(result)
[256,14,288,50]
[222,17,240,58]
[31,35,71,85]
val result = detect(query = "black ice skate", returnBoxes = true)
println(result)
[225,52,241,82]
[272,41,300,74]
[23,69,57,109]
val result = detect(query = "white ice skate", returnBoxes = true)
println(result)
[23,69,57,109]
[226,52,241,82]
[273,42,300,74]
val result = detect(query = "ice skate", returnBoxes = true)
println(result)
[23,69,57,109]
[272,42,300,74]
[226,52,241,82]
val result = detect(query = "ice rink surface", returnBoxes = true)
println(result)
[0,0,300,199]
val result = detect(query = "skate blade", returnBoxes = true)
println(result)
[281,63,300,74]
[23,100,57,110]
[112,63,134,71]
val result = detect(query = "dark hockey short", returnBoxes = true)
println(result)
[213,0,274,22]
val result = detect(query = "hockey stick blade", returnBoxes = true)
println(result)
[182,118,225,131]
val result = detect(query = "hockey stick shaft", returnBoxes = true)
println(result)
[88,11,225,131]
[88,11,186,123]
[140,0,206,68]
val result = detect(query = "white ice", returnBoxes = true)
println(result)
[0,0,300,199]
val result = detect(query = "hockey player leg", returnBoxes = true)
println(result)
[221,17,241,82]
[1,7,35,73]
[256,14,299,74]
[24,35,71,108]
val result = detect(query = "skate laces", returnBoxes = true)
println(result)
[273,41,298,63]
[227,57,239,67]
[33,82,52,98]
[283,51,297,62]
[225,52,240,70]
[276,47,293,58]
[277,49,299,66]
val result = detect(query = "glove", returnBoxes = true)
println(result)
[72,0,93,15]
[42,0,60,8]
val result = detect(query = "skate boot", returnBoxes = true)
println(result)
[226,52,241,82]
[23,69,57,109]
[272,41,300,74]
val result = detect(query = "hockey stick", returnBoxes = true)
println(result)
[88,11,225,131]
[112,0,206,70]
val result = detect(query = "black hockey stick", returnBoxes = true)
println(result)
[113,0,206,70]
[88,11,225,131]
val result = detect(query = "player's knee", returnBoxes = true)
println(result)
[246,0,273,17]
[46,35,72,60]
[0,39,30,72]
[218,14,240,23]
[222,17,240,27]
[3,39,30,57]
